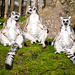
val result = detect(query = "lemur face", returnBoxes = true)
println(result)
[60,16,71,26]
[27,6,37,14]
[11,11,20,21]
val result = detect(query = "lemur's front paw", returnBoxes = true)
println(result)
[55,51,61,54]
[38,43,42,45]
[19,45,22,48]
[51,42,54,46]
[4,44,7,46]
[42,45,46,48]
[64,49,73,55]
[38,39,41,42]
[38,43,46,48]
[31,41,36,44]
[11,41,15,45]
[31,40,36,44]
[4,43,10,46]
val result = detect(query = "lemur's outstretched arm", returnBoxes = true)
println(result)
[55,33,61,41]
[71,28,75,41]
[1,18,9,32]
[16,23,22,35]
[52,31,61,45]
[23,18,30,32]
[39,17,47,30]
[0,22,8,35]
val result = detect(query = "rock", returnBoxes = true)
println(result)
[40,1,67,39]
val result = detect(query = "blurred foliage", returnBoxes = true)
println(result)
[0,17,6,23]
[19,17,27,22]
[0,17,27,23]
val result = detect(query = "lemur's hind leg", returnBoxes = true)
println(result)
[65,43,75,55]
[38,30,48,48]
[70,43,75,55]
[54,41,63,54]
[15,34,24,48]
[64,43,75,65]
[5,43,19,69]
[0,33,11,46]
[23,32,36,44]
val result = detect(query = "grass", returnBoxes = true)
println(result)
[0,17,6,23]
[0,18,75,75]
[0,17,27,23]
[19,17,27,22]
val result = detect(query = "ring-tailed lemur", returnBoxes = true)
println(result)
[2,11,24,69]
[52,16,75,65]
[23,6,49,48]
[0,11,24,48]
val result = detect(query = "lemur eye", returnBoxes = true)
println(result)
[66,20,68,22]
[29,9,32,11]
[63,20,65,23]
[12,13,15,15]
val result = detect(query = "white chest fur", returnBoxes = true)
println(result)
[6,18,17,41]
[59,25,73,49]
[28,14,40,35]
[61,25,71,39]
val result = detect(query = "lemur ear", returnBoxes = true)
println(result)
[8,13,11,17]
[28,6,31,8]
[11,11,15,15]
[32,6,36,9]
[69,16,71,19]
[36,7,37,10]
[18,13,20,16]
[60,17,63,20]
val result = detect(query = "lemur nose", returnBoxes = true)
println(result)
[34,8,36,10]
[64,23,67,25]
[27,12,30,14]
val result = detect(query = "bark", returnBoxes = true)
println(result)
[26,0,31,14]
[44,0,47,7]
[19,0,22,16]
[10,0,14,12]
[39,0,42,12]
[33,0,38,7]
[4,0,8,18]
[1,0,5,17]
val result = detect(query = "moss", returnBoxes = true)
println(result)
[0,40,75,75]
[0,18,75,75]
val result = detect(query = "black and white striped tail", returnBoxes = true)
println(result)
[66,51,75,65]
[5,43,19,69]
